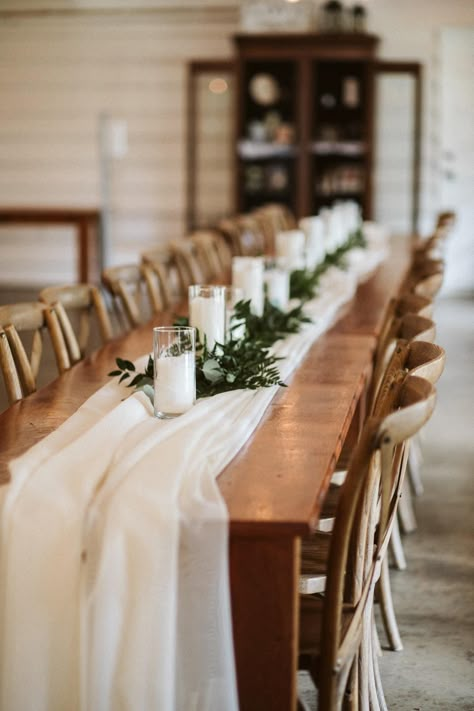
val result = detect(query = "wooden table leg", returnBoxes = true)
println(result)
[78,218,89,283]
[230,535,300,711]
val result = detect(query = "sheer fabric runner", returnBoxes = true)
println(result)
[0,234,387,711]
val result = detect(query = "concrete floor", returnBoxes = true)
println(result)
[1,290,473,708]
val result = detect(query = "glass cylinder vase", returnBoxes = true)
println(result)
[153,326,196,419]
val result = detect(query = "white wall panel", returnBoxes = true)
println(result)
[0,0,473,286]
[0,8,237,286]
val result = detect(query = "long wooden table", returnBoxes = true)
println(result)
[0,207,102,283]
[0,236,412,711]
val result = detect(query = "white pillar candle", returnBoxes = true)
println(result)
[275,229,306,271]
[264,269,290,311]
[299,216,326,270]
[330,206,345,249]
[232,257,264,317]
[189,294,225,351]
[154,353,196,417]
[319,208,334,254]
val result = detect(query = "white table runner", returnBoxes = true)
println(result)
[0,234,387,711]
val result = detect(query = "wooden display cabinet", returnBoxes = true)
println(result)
[233,33,379,220]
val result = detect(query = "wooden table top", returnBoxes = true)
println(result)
[0,235,413,537]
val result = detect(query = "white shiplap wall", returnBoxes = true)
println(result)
[0,6,237,285]
[0,0,473,286]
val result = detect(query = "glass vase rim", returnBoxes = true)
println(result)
[153,325,196,334]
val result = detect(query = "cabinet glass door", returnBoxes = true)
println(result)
[311,60,369,215]
[187,62,235,230]
[373,62,421,234]
[238,60,299,213]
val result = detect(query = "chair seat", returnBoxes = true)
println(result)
[299,531,331,594]
[317,481,344,532]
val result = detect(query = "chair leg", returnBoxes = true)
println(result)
[368,628,381,711]
[408,436,424,496]
[359,609,371,711]
[389,517,407,571]
[398,478,418,534]
[342,653,359,711]
[371,620,388,711]
[372,611,382,657]
[378,556,403,651]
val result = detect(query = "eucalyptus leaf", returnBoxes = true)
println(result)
[135,383,154,405]
[202,358,224,383]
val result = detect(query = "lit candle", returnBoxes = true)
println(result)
[188,285,226,351]
[275,229,306,270]
[153,327,196,419]
[264,268,290,311]
[232,257,264,317]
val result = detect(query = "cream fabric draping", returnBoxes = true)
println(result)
[0,233,387,711]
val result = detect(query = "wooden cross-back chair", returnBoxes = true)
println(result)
[141,245,180,307]
[168,239,206,296]
[374,293,435,385]
[39,284,113,365]
[252,203,297,253]
[0,302,68,405]
[298,374,436,711]
[217,215,265,257]
[407,258,444,300]
[102,264,159,330]
[371,312,436,411]
[304,339,445,662]
[436,210,456,231]
[189,230,232,281]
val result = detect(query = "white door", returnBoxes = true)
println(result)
[439,27,474,295]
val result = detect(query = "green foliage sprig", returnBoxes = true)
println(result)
[108,334,285,402]
[233,298,311,347]
[290,228,367,301]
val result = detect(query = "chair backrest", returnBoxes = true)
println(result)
[189,230,232,280]
[436,210,456,231]
[217,215,265,256]
[408,258,444,300]
[372,310,436,410]
[252,203,296,253]
[102,264,156,330]
[396,292,433,319]
[372,340,445,416]
[168,239,205,295]
[317,374,436,709]
[39,284,113,363]
[141,245,180,307]
[0,302,68,404]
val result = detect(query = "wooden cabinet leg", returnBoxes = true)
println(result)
[230,535,300,711]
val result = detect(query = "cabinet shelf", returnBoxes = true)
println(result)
[310,141,366,157]
[238,141,298,161]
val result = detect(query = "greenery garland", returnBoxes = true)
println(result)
[108,228,367,401]
[290,227,366,301]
